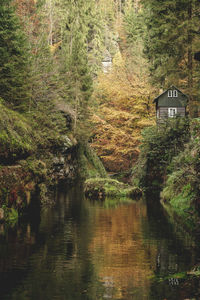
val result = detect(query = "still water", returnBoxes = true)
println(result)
[0,183,200,300]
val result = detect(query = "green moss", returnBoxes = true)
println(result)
[0,103,34,159]
[170,192,193,217]
[8,207,18,223]
[132,117,190,190]
[77,143,108,179]
[2,205,18,224]
[84,145,107,178]
[161,180,198,230]
[0,101,73,164]
[84,178,142,200]
[160,119,200,230]
[0,99,78,225]
[20,158,48,181]
[133,117,200,230]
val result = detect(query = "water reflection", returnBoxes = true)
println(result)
[0,184,199,300]
[88,200,153,299]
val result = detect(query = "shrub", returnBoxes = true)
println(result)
[132,117,190,190]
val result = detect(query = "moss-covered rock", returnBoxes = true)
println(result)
[84,177,142,200]
[0,165,35,221]
[77,143,108,179]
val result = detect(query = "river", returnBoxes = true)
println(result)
[0,183,200,300]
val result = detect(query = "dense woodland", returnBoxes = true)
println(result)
[0,0,200,214]
[1,0,200,173]
[1,2,200,297]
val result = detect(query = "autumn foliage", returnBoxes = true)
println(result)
[91,51,155,173]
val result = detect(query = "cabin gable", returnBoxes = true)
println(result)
[156,92,187,107]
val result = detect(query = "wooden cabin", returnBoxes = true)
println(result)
[154,86,188,120]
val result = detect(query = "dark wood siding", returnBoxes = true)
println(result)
[157,107,186,119]
[177,107,185,116]
[158,94,187,107]
[159,107,168,118]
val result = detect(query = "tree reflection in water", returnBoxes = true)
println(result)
[0,185,199,300]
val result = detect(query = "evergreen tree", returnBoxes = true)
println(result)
[141,0,188,87]
[141,0,200,115]
[0,0,30,109]
[58,0,93,140]
[14,0,68,112]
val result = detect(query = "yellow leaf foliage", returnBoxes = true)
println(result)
[89,201,157,296]
[91,50,155,173]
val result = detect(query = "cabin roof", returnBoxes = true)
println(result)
[153,85,188,104]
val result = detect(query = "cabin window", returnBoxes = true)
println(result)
[168,90,173,97]
[173,90,178,97]
[168,107,177,117]
[168,90,178,97]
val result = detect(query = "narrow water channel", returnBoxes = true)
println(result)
[0,183,200,300]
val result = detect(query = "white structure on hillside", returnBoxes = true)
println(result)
[102,51,112,73]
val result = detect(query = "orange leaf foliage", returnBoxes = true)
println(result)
[89,200,157,297]
[91,51,155,173]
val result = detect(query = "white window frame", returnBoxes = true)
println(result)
[173,90,178,97]
[168,90,173,97]
[168,107,177,118]
[168,90,178,97]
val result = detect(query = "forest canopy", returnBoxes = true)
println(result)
[0,0,199,173]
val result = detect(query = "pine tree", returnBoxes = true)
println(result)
[0,0,30,109]
[57,0,93,140]
[141,0,187,87]
[67,26,93,139]
[141,0,200,115]
[13,0,67,112]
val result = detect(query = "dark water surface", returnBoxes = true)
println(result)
[0,183,200,300]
